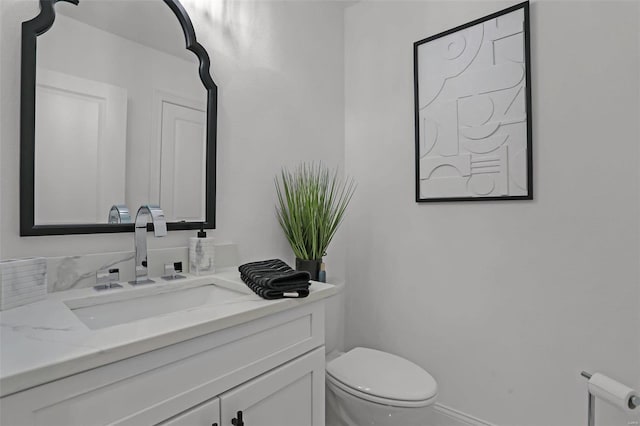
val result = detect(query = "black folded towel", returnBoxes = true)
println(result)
[238,259,310,300]
[240,276,310,299]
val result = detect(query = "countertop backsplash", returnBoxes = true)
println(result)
[46,243,238,292]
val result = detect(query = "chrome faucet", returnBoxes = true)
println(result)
[108,204,131,224]
[130,205,167,285]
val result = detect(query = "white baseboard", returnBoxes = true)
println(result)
[432,403,497,426]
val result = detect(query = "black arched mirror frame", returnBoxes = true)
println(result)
[20,0,217,236]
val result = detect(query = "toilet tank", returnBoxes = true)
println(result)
[324,281,345,356]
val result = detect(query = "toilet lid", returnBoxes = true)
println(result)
[326,347,438,403]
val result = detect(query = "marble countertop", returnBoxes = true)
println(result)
[0,270,337,398]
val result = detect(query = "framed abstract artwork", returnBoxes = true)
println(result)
[413,2,532,202]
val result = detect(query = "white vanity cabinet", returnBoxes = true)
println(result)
[0,301,326,426]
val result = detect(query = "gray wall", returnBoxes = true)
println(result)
[344,1,640,424]
[1,0,639,424]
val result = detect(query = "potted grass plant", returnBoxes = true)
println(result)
[275,163,355,280]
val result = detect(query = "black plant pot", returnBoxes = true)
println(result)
[295,258,321,281]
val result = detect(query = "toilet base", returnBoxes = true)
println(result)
[326,385,348,426]
[326,381,436,426]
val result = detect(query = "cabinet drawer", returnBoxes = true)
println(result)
[1,301,324,426]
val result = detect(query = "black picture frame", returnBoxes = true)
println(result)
[413,1,532,203]
[20,0,218,236]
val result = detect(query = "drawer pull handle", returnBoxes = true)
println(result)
[231,410,244,426]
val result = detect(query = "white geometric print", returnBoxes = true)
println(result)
[416,8,528,198]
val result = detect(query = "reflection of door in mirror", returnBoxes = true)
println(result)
[149,92,206,223]
[35,70,127,225]
[34,1,206,225]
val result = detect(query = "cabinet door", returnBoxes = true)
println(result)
[220,347,325,426]
[157,397,220,426]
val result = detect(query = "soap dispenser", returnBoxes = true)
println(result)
[189,224,215,276]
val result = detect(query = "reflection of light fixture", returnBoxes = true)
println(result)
[108,205,131,223]
[182,0,225,24]
[181,0,258,58]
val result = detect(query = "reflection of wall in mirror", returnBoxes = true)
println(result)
[36,13,206,224]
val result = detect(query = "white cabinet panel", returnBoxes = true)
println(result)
[220,347,325,426]
[158,397,220,426]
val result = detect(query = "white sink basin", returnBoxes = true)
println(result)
[67,285,246,330]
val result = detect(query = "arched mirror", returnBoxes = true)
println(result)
[20,0,217,236]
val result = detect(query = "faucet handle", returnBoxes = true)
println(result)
[164,263,176,277]
[162,262,185,281]
[97,268,119,284]
[95,268,122,290]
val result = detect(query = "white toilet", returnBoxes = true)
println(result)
[324,286,438,426]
